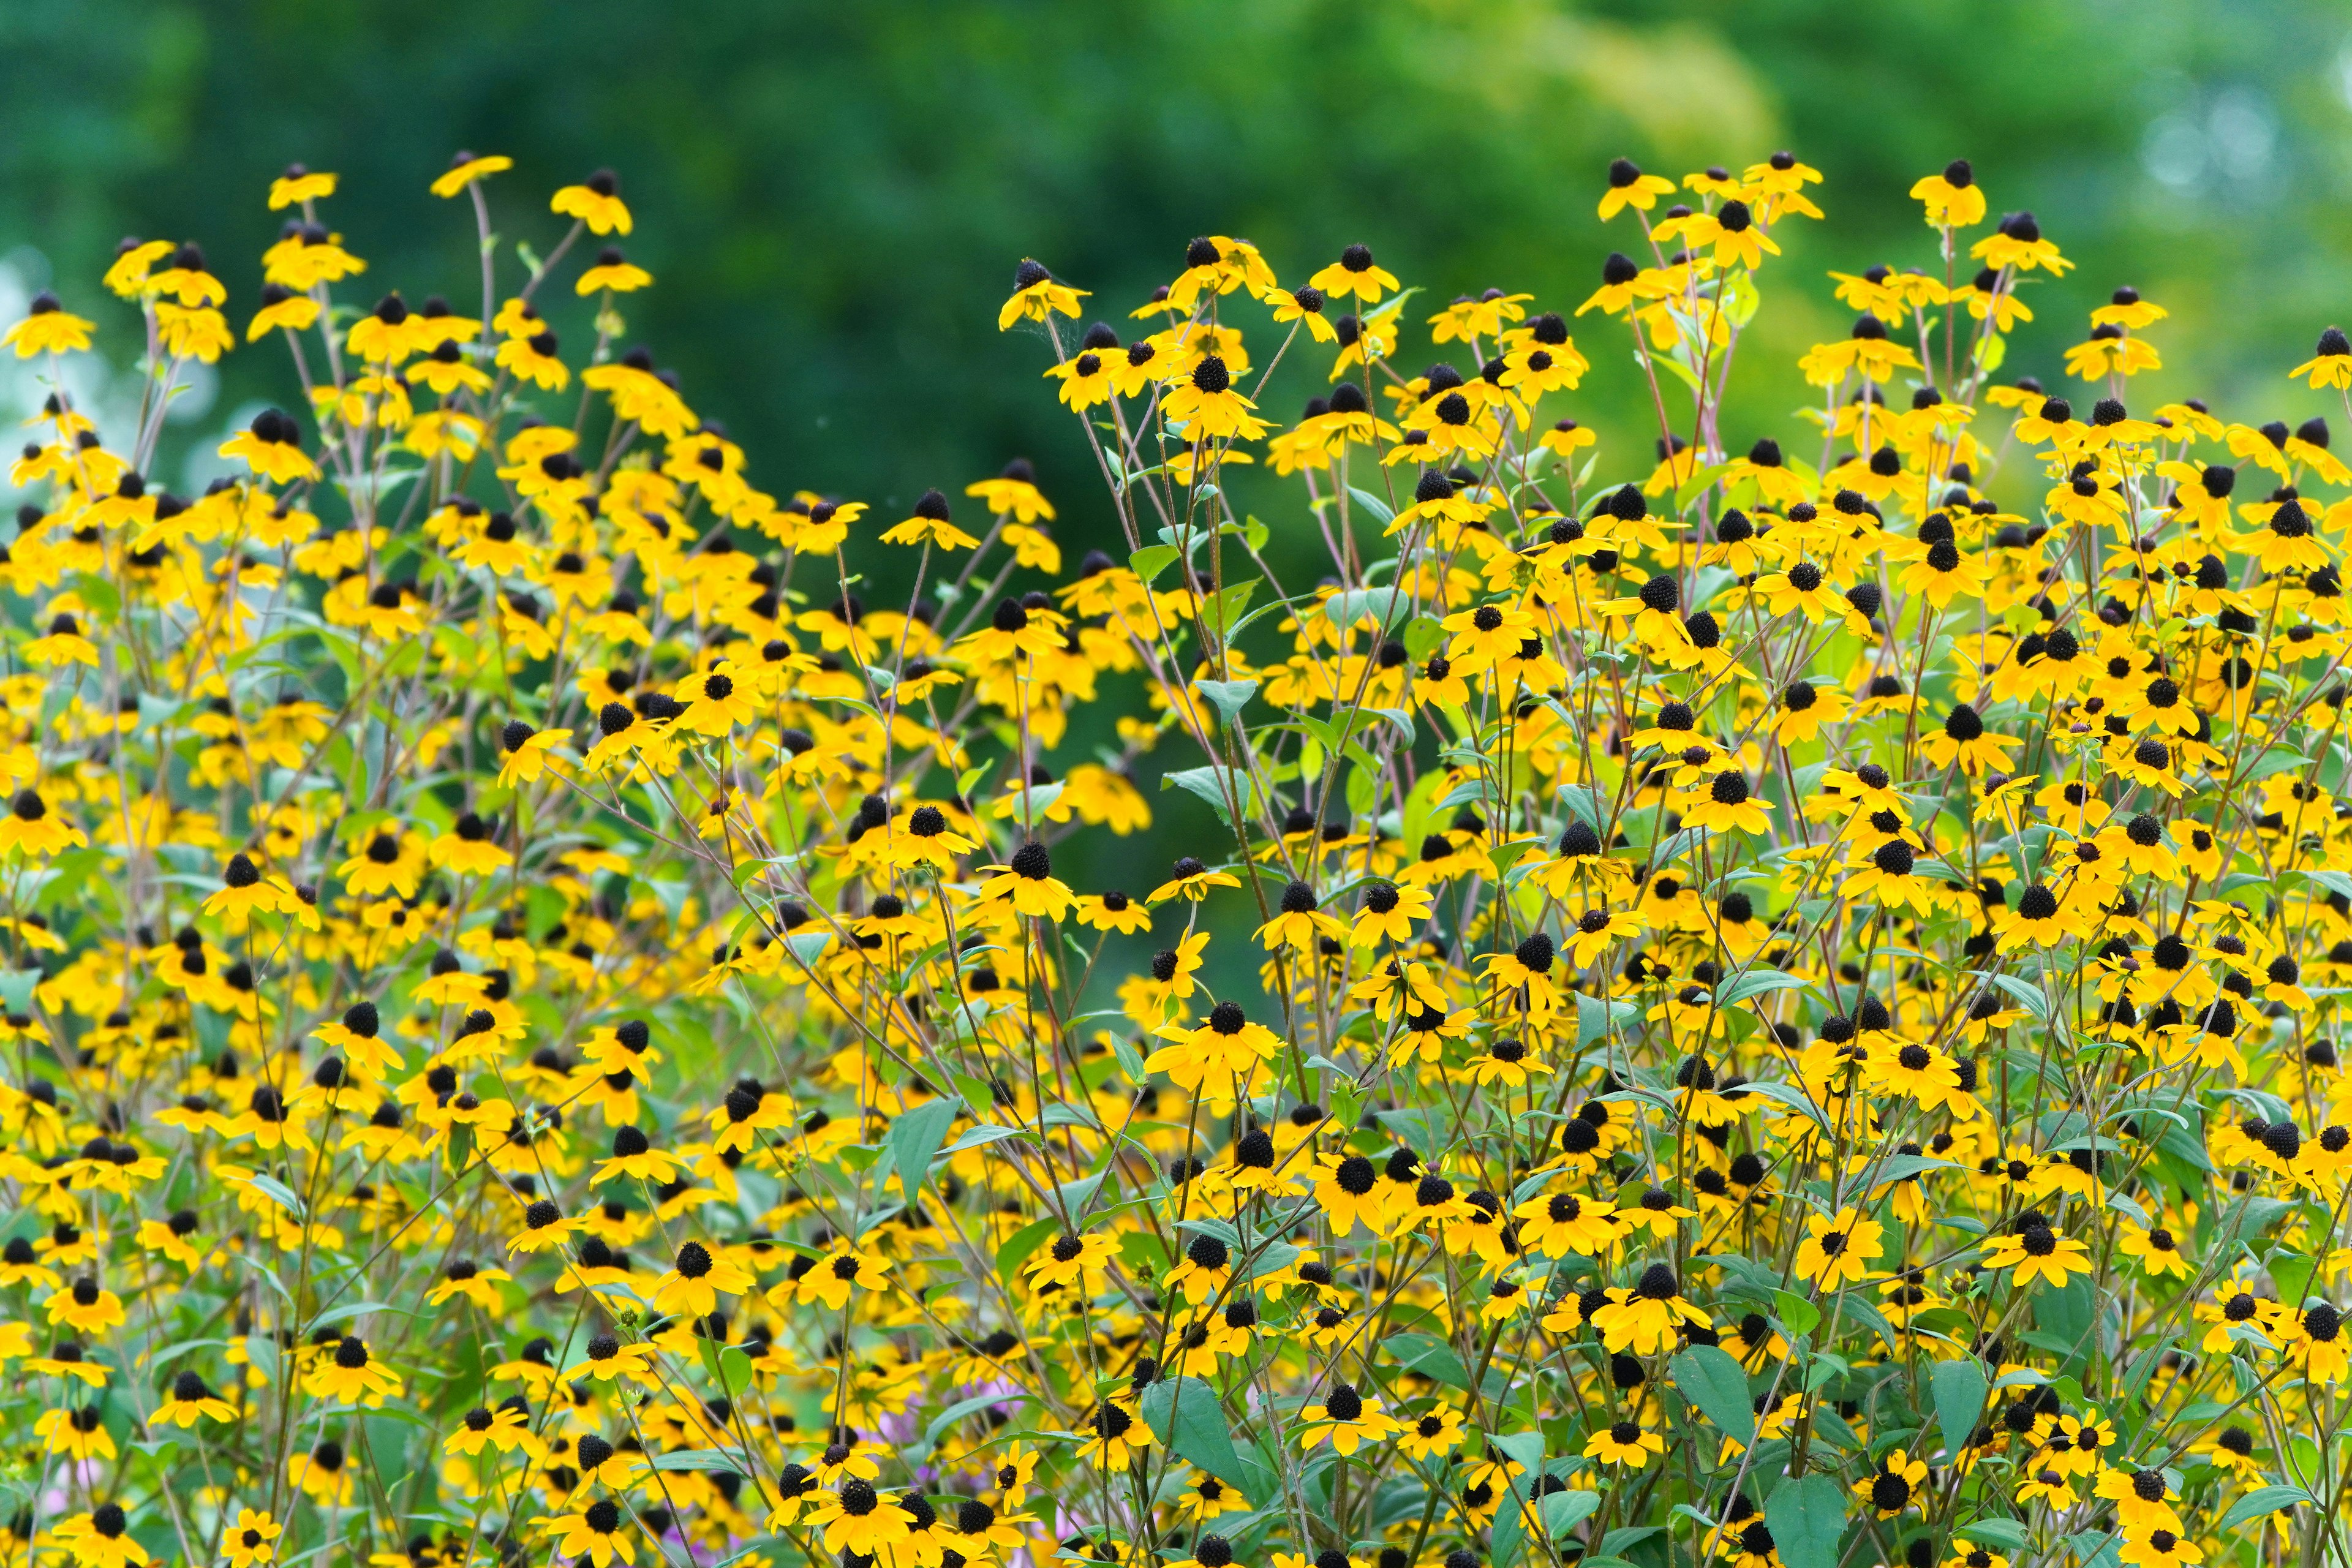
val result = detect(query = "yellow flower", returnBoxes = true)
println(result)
[1296,1380,1403,1455]
[998,258,1087,331]
[432,150,513,198]
[1980,1217,2095,1290]
[1590,1264,1710,1354]
[4,293,94,356]
[1584,1419,1665,1468]
[1909,160,1987,227]
[302,1335,404,1406]
[2289,326,2352,389]
[576,245,652,294]
[152,1370,237,1427]
[221,1510,282,1568]
[1793,1207,1886,1291]
[538,1499,636,1567]
[551,169,633,234]
[1857,1449,1929,1517]
[1597,158,1677,219]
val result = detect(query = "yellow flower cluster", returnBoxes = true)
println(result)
[0,143,2348,1568]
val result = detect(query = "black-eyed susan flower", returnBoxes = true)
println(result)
[4,293,95,358]
[1296,1378,1402,1455]
[1910,159,1987,227]
[538,1498,638,1568]
[1590,1264,1709,1354]
[1980,1215,2094,1290]
[1583,1419,1665,1468]
[878,488,976,552]
[1856,1449,1929,1518]
[1792,1205,1885,1290]
[999,257,1085,331]
[218,1510,281,1568]
[151,1368,237,1427]
[300,1333,402,1406]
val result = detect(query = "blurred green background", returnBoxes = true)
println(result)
[10,0,2352,532]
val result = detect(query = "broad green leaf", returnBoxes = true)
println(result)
[1740,1079,1832,1131]
[886,1095,961,1199]
[1346,486,1396,527]
[1670,1345,1756,1444]
[1161,763,1253,827]
[1325,586,1411,631]
[994,1216,1060,1281]
[1200,580,1256,636]
[1542,1490,1600,1539]
[246,1173,307,1218]
[1138,1375,1267,1495]
[1194,678,1257,724]
[647,1446,757,1472]
[921,1389,1035,1449]
[2217,1485,2312,1531]
[1765,1474,1847,1568]
[1956,1518,2030,1553]
[1575,992,1640,1047]
[1716,967,1810,1006]
[1972,970,2051,1023]
[0,968,41,1014]
[940,1123,1022,1156]
[1388,1331,1472,1393]
[1489,1428,1546,1564]
[1130,544,1179,583]
[1929,1357,1988,1461]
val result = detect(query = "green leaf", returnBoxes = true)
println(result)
[995,1216,1060,1282]
[1387,1331,1472,1393]
[1773,1290,1821,1336]
[1194,679,1257,724]
[1575,991,1640,1047]
[1715,967,1810,1006]
[1130,544,1180,584]
[1765,1474,1848,1568]
[647,1446,757,1472]
[718,1346,755,1397]
[1346,486,1396,527]
[1871,1153,1960,1186]
[1929,1357,1988,1462]
[921,1390,1035,1450]
[886,1096,962,1200]
[1488,1429,1546,1564]
[2217,1485,2313,1531]
[1542,1490,1600,1540]
[1740,1079,1831,1131]
[246,1173,307,1219]
[1325,586,1412,632]
[2242,747,2311,783]
[1161,763,1254,827]
[1972,970,2051,1024]
[940,1123,1022,1156]
[1200,580,1257,636]
[0,968,40,1014]
[305,1300,413,1331]
[2032,1275,2095,1351]
[1955,1518,2030,1553]
[2067,1532,2119,1568]
[1670,1345,1756,1444]
[1138,1375,1267,1496]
